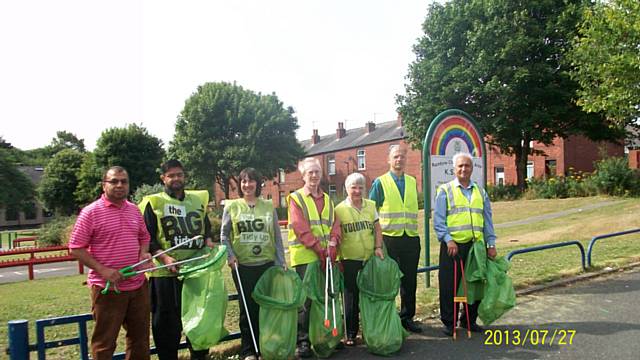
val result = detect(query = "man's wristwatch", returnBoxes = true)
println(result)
[487,244,496,249]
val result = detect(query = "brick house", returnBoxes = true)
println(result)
[215,119,624,207]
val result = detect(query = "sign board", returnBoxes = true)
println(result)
[424,110,485,209]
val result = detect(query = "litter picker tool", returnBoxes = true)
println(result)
[328,259,338,337]
[233,262,260,357]
[453,256,471,340]
[101,235,203,294]
[324,255,331,329]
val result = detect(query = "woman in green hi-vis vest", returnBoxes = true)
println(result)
[220,168,285,360]
[335,172,385,346]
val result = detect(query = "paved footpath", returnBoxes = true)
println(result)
[331,267,640,359]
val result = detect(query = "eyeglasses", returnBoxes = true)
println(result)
[103,179,129,185]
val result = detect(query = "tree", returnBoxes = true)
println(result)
[567,0,640,127]
[45,131,86,155]
[0,149,35,210]
[397,0,623,189]
[74,152,103,206]
[170,82,305,199]
[93,124,166,193]
[38,149,84,215]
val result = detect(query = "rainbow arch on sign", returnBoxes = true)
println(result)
[430,115,483,157]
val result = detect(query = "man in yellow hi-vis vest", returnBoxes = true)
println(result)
[141,159,215,360]
[434,152,497,337]
[287,157,341,358]
[369,145,422,333]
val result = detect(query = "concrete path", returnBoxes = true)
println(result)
[494,200,623,229]
[331,267,640,359]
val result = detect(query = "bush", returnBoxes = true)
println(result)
[486,184,522,202]
[131,183,164,204]
[38,215,77,247]
[586,156,640,196]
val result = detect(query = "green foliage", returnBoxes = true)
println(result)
[131,183,165,204]
[37,149,84,216]
[568,0,640,126]
[486,184,522,202]
[74,152,103,206]
[38,215,76,247]
[397,0,622,188]
[169,82,306,198]
[44,131,86,156]
[207,213,222,242]
[0,149,35,208]
[94,124,165,193]
[586,156,640,196]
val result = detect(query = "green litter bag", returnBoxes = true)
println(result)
[179,245,229,351]
[478,257,516,325]
[253,266,305,360]
[303,261,344,358]
[357,256,408,356]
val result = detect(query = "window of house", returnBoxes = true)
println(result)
[526,161,534,179]
[328,184,337,199]
[278,168,286,183]
[279,191,286,208]
[545,160,557,177]
[495,166,505,186]
[357,149,366,170]
[5,205,18,221]
[24,203,37,220]
[327,156,336,175]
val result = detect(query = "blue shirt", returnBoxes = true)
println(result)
[433,178,497,246]
[369,172,405,208]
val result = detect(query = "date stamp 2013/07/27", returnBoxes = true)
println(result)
[484,329,576,346]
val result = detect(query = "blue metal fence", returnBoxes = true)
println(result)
[587,228,640,268]
[506,240,586,270]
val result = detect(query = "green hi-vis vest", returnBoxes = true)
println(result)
[287,189,334,267]
[225,198,276,265]
[139,190,209,277]
[335,199,376,261]
[439,180,485,244]
[378,173,419,237]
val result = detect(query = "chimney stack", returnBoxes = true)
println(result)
[336,122,346,139]
[397,113,403,127]
[365,121,376,133]
[312,129,320,144]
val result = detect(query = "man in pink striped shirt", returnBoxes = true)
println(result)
[70,166,152,360]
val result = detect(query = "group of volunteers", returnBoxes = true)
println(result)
[69,144,499,360]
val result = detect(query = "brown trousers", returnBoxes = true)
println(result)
[90,281,150,360]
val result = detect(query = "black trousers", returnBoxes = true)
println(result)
[438,241,480,328]
[231,261,274,358]
[294,264,312,346]
[383,233,421,322]
[149,277,209,360]
[342,259,364,339]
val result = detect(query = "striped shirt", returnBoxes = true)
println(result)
[69,194,150,291]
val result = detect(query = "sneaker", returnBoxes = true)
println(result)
[442,325,454,337]
[243,356,257,360]
[402,320,423,333]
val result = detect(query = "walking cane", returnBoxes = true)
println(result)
[234,262,260,358]
[453,256,471,340]
[328,259,338,337]
[101,235,204,294]
[324,255,331,329]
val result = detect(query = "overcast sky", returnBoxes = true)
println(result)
[0,0,434,150]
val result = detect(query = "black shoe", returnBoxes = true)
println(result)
[297,342,312,358]
[465,323,484,333]
[402,320,423,333]
[442,325,454,337]
[335,340,345,350]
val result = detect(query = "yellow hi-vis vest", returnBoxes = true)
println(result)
[439,181,484,244]
[287,189,334,267]
[226,198,276,265]
[335,199,376,261]
[378,173,419,236]
[138,190,209,277]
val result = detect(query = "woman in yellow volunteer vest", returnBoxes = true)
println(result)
[221,168,285,360]
[335,172,384,346]
[287,157,341,358]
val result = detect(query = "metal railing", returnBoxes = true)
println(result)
[506,241,586,270]
[587,228,640,267]
[7,294,241,360]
